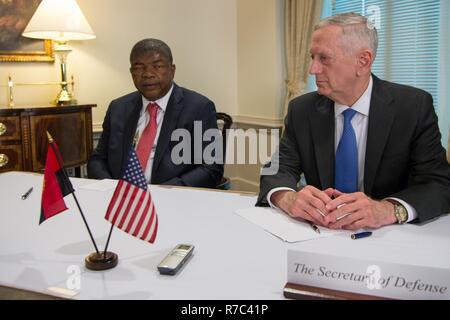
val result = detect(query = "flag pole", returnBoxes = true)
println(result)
[71,191,101,254]
[46,132,100,255]
[103,224,114,257]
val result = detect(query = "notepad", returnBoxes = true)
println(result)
[235,207,341,243]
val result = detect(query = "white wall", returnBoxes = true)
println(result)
[1,0,239,128]
[237,0,284,123]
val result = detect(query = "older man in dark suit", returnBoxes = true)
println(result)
[88,39,223,188]
[257,13,450,230]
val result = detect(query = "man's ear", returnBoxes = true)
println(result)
[357,50,374,75]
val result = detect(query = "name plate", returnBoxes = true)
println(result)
[287,250,450,299]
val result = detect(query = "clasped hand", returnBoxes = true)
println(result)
[273,186,397,230]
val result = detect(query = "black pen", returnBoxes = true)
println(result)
[307,220,321,234]
[351,231,372,240]
[21,187,33,200]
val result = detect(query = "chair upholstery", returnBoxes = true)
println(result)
[215,112,233,190]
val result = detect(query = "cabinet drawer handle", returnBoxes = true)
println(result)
[0,154,9,168]
[0,122,6,136]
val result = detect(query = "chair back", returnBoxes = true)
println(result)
[216,112,233,157]
[215,112,233,189]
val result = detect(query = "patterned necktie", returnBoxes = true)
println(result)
[136,102,159,171]
[335,108,358,193]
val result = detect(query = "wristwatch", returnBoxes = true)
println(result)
[389,200,408,224]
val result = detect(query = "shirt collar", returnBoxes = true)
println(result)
[334,76,373,117]
[141,84,174,114]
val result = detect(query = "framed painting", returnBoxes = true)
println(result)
[0,0,54,62]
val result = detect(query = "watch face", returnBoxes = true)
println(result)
[396,204,408,222]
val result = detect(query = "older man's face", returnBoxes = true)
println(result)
[309,25,360,104]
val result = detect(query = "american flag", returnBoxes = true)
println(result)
[105,148,158,243]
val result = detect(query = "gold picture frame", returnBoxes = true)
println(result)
[0,39,54,62]
[0,0,55,62]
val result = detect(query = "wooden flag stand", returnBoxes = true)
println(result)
[85,222,118,271]
[85,251,118,271]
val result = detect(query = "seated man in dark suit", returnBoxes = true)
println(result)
[257,13,450,230]
[88,38,223,188]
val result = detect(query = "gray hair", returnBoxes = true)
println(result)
[130,38,173,64]
[315,12,378,58]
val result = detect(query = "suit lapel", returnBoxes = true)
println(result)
[309,96,335,189]
[364,76,395,195]
[151,84,184,181]
[122,93,142,169]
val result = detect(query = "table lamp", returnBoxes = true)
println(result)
[22,0,96,105]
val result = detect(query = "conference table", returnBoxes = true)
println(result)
[0,172,449,300]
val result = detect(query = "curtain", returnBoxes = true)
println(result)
[283,0,323,117]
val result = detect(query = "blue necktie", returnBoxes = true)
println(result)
[335,108,358,193]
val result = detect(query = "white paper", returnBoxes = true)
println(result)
[235,207,341,243]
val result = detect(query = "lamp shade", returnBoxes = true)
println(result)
[22,0,95,41]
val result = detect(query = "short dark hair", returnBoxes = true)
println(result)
[130,38,173,64]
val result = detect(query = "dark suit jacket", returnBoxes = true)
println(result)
[88,83,223,188]
[257,75,450,223]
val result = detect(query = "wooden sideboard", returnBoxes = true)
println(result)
[0,104,96,174]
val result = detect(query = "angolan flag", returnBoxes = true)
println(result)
[104,147,158,243]
[40,137,74,224]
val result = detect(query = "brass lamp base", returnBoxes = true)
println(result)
[53,41,77,106]
[54,88,77,106]
[85,251,118,271]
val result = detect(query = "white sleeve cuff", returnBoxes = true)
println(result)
[267,187,296,208]
[386,197,418,223]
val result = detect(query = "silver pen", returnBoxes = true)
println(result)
[307,220,321,234]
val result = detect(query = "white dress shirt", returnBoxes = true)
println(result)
[267,77,417,222]
[135,84,174,183]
